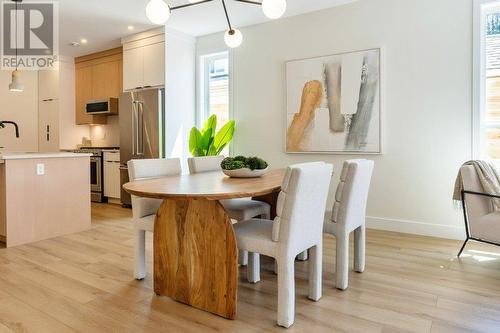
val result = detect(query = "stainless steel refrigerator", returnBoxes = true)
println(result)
[119,89,165,206]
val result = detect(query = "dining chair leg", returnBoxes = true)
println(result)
[134,229,146,280]
[354,225,365,273]
[247,252,260,283]
[297,250,308,261]
[308,244,322,301]
[336,231,350,290]
[277,256,295,328]
[239,250,248,266]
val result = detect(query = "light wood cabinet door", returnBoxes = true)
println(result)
[143,42,165,88]
[75,66,93,125]
[123,47,144,91]
[91,60,122,99]
[38,99,60,152]
[38,69,59,101]
[104,151,121,199]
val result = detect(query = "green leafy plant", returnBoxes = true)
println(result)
[189,115,235,157]
[221,156,268,171]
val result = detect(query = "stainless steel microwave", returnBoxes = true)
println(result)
[85,98,119,115]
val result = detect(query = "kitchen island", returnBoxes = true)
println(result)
[0,152,92,247]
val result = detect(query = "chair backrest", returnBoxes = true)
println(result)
[460,165,494,235]
[272,162,333,252]
[330,159,374,230]
[127,158,182,218]
[128,158,182,181]
[187,156,225,174]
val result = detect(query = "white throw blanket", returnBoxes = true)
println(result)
[453,160,500,210]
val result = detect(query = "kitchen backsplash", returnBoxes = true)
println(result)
[89,116,120,147]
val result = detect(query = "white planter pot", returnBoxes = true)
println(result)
[222,167,269,178]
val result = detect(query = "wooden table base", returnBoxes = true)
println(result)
[154,198,238,319]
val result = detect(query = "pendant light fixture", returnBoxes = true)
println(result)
[145,0,287,48]
[261,0,286,19]
[9,0,24,92]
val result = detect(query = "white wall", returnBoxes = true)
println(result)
[197,0,472,239]
[0,71,39,151]
[165,28,196,172]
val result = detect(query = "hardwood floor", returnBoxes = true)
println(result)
[0,203,499,332]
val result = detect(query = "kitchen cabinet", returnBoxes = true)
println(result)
[143,42,165,89]
[123,47,143,91]
[38,99,60,152]
[75,47,123,125]
[103,151,121,200]
[38,69,59,101]
[92,59,123,100]
[122,28,165,91]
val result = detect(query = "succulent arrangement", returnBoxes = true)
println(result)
[221,156,268,171]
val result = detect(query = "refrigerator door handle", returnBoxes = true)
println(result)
[137,102,145,156]
[131,102,137,156]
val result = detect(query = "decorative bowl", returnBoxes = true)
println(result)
[222,167,269,178]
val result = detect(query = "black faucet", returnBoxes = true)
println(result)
[0,121,20,138]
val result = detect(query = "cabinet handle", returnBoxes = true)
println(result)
[135,86,143,90]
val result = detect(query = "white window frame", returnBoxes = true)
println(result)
[473,0,500,159]
[196,50,233,155]
[196,51,231,127]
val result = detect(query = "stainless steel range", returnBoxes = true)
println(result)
[73,147,119,203]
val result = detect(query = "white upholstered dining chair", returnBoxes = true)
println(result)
[187,155,271,265]
[234,162,333,328]
[128,158,182,280]
[324,159,374,290]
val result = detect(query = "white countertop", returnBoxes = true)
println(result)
[0,152,93,160]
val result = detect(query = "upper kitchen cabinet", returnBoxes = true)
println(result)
[122,27,165,91]
[38,69,59,101]
[75,47,123,125]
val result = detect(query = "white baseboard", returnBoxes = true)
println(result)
[366,216,466,240]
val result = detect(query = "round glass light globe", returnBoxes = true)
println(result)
[224,29,243,48]
[262,0,286,19]
[146,0,170,25]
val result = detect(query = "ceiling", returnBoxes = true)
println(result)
[56,0,357,57]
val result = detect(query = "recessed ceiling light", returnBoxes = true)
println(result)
[80,38,88,44]
[128,25,134,30]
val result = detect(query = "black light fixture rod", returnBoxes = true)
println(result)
[234,0,261,5]
[221,0,233,31]
[171,0,215,11]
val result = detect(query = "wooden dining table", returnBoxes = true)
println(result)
[123,168,286,319]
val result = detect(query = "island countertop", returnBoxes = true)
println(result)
[0,152,92,161]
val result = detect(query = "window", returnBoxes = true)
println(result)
[198,52,230,132]
[474,0,500,159]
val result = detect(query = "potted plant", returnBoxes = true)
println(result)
[189,115,235,156]
[221,156,269,178]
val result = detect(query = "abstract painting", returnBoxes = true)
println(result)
[286,48,381,154]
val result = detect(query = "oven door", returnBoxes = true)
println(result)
[90,156,102,193]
